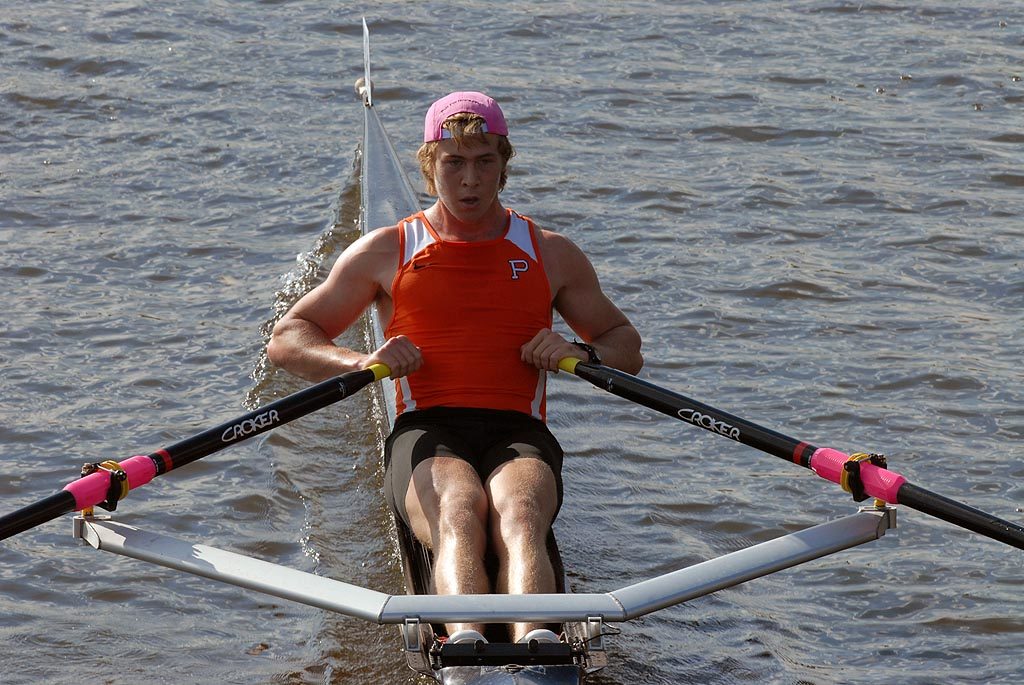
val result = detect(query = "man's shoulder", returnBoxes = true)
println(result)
[535,227,586,261]
[331,224,402,280]
[356,223,402,252]
[533,227,596,292]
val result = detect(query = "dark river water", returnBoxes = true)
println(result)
[1,2,1022,683]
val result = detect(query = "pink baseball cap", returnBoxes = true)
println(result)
[423,91,509,142]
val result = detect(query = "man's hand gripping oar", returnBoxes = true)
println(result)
[0,364,391,541]
[557,358,1024,551]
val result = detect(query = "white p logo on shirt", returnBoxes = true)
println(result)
[509,259,529,280]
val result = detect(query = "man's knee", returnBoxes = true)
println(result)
[437,487,489,535]
[406,457,486,545]
[489,477,556,545]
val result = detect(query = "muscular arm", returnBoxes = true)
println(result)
[522,231,643,374]
[267,226,421,382]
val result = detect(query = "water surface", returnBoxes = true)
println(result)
[2,2,1022,683]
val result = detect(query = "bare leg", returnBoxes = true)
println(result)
[405,455,490,636]
[485,450,558,642]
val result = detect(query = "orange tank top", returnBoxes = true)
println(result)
[385,209,553,420]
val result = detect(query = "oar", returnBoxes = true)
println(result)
[0,364,391,541]
[558,359,1024,551]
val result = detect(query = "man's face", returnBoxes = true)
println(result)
[432,134,504,224]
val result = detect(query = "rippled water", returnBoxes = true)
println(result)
[2,2,1022,684]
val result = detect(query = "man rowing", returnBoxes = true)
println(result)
[267,91,643,644]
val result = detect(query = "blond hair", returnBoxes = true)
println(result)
[416,113,515,196]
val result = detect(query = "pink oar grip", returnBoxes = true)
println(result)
[62,455,158,510]
[809,447,907,503]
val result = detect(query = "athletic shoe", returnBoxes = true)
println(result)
[517,628,560,644]
[447,629,488,644]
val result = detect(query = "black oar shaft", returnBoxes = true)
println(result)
[152,368,380,475]
[0,492,77,541]
[573,363,815,466]
[0,366,387,542]
[896,482,1024,550]
[569,362,1024,551]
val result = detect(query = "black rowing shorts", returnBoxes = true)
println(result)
[383,407,564,529]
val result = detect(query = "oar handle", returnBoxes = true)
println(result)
[557,357,581,374]
[367,363,391,381]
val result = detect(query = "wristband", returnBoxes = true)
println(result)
[571,340,601,365]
